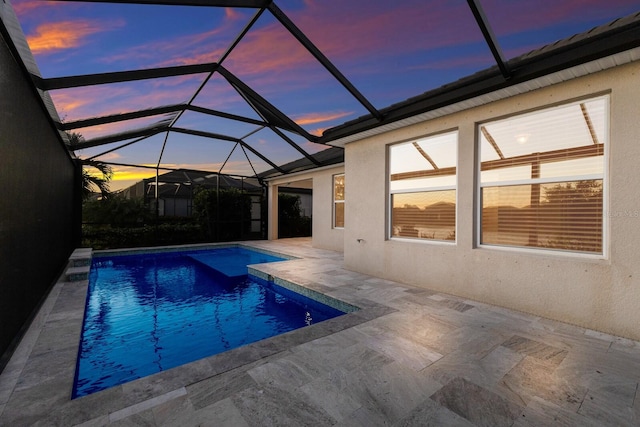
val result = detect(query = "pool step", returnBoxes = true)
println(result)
[66,248,92,281]
[66,266,90,282]
[69,248,92,267]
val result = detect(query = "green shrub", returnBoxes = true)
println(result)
[193,187,254,241]
[81,222,206,250]
[83,195,152,227]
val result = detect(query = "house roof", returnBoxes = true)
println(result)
[129,169,263,198]
[1,1,639,180]
[258,146,344,179]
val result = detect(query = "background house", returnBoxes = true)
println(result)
[120,170,263,218]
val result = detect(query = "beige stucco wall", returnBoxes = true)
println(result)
[267,164,345,252]
[343,60,640,340]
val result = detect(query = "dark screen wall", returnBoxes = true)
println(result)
[0,33,77,369]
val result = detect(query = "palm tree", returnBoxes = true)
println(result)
[81,159,113,200]
[66,131,113,200]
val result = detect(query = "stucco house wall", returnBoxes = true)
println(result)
[268,164,344,252]
[342,60,640,340]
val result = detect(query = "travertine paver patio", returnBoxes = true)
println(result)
[1,238,640,426]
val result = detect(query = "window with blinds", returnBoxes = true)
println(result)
[389,131,457,241]
[333,174,345,228]
[478,96,608,254]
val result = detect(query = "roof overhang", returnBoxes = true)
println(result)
[262,161,344,183]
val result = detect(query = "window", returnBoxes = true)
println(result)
[478,96,608,254]
[333,174,345,228]
[389,131,457,241]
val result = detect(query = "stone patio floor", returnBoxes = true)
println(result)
[1,238,640,426]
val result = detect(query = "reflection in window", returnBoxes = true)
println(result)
[333,174,345,228]
[479,96,607,253]
[389,131,457,241]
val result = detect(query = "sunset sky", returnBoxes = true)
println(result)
[10,0,640,190]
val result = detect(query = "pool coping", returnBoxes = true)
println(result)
[0,243,394,425]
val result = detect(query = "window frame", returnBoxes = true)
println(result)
[332,173,345,229]
[475,94,610,258]
[387,130,458,243]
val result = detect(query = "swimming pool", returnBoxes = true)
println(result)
[73,246,346,398]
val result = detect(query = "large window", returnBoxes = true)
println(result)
[478,96,608,254]
[389,131,457,241]
[333,174,345,228]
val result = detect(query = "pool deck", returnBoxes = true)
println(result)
[1,238,640,426]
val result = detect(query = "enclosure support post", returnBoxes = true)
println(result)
[267,183,278,240]
[73,159,84,247]
[155,168,159,218]
[215,174,220,241]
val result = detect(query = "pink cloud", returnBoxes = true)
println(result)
[224,23,314,76]
[293,111,354,126]
[97,7,247,68]
[191,76,248,111]
[26,20,120,55]
[290,111,355,137]
[98,27,225,68]
[51,74,206,122]
[217,0,485,95]
[11,0,68,18]
[290,0,479,64]
[71,116,171,140]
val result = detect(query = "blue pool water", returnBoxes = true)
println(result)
[73,247,345,398]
